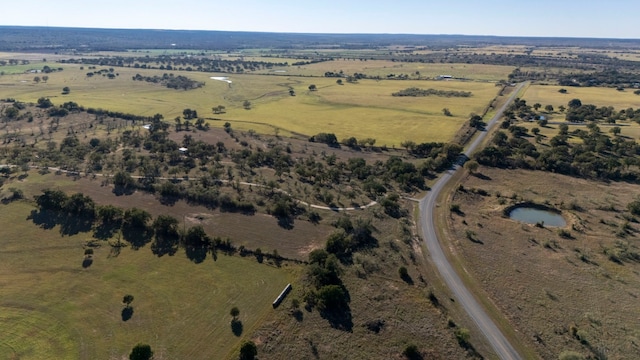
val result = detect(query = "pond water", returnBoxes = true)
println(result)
[509,207,566,227]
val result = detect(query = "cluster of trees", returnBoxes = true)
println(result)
[2,100,458,236]
[292,153,429,197]
[305,248,349,313]
[309,133,339,147]
[391,87,472,97]
[558,70,640,88]
[62,55,289,73]
[475,116,640,182]
[389,52,640,74]
[565,99,640,123]
[503,98,543,122]
[33,188,238,261]
[132,73,204,90]
[85,67,117,79]
[0,59,29,66]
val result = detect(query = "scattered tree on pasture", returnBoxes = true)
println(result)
[403,344,421,360]
[230,306,240,320]
[239,341,257,360]
[568,98,582,109]
[129,343,153,360]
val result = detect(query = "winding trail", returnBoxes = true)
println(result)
[1,165,376,212]
[418,83,526,360]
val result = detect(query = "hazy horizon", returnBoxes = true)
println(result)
[2,0,640,40]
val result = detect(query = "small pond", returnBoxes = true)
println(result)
[509,207,566,227]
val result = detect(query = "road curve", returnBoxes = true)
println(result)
[419,83,526,360]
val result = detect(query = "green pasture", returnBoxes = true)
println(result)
[0,64,500,145]
[0,62,61,75]
[0,201,296,360]
[523,84,640,110]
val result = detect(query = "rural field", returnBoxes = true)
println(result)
[522,84,640,110]
[0,201,297,360]
[0,59,502,145]
[445,167,640,359]
[264,59,515,81]
[3,26,640,360]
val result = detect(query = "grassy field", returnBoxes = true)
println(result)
[0,62,501,145]
[2,170,336,261]
[445,167,640,359]
[0,200,297,360]
[523,84,640,109]
[259,59,514,81]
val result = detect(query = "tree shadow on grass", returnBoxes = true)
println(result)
[472,172,492,181]
[292,309,303,322]
[319,306,353,332]
[59,216,94,236]
[121,307,134,321]
[318,286,353,332]
[230,319,243,337]
[27,209,58,230]
[93,222,121,240]
[159,195,179,206]
[151,234,180,257]
[400,272,414,285]
[185,245,207,263]
[277,216,294,230]
[28,209,93,236]
[112,185,135,196]
[122,226,153,250]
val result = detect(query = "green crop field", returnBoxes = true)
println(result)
[0,201,297,360]
[0,64,501,145]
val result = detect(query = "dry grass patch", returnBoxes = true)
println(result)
[447,167,640,359]
[523,84,640,110]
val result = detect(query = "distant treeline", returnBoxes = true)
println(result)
[61,56,289,73]
[558,70,640,88]
[132,73,204,90]
[392,87,472,97]
[3,26,640,51]
[393,52,640,73]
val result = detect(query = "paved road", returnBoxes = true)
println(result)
[418,83,526,360]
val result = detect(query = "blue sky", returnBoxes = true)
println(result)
[4,0,640,39]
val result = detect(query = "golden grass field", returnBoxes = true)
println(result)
[0,200,298,360]
[0,62,502,145]
[523,84,640,110]
[265,59,514,81]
